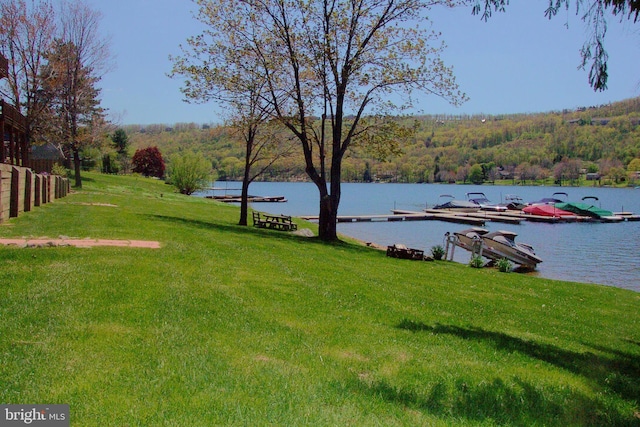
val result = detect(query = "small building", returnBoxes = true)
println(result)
[29,142,66,174]
[586,172,601,181]
[498,169,514,180]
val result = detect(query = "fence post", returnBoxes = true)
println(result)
[0,168,3,222]
[47,175,53,203]
[34,174,42,207]
[24,169,33,212]
[10,167,19,217]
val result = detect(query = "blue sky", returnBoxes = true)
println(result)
[86,0,640,125]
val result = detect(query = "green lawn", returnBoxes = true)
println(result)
[1,172,639,426]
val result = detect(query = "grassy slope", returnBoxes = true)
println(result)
[1,173,639,426]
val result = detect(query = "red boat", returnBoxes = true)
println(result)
[522,204,576,218]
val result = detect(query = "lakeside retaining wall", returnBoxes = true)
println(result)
[0,163,69,223]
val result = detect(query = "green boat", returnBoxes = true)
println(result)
[555,196,614,219]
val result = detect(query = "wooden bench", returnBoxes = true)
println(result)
[386,244,424,260]
[252,211,267,228]
[253,211,297,231]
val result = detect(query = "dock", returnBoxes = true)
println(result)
[301,211,486,225]
[206,195,287,203]
[301,208,640,226]
[615,212,640,222]
[391,210,486,225]
[424,209,522,225]
[424,208,640,224]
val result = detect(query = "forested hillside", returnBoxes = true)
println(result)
[121,97,640,185]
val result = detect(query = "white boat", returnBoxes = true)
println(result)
[451,228,542,269]
[466,192,508,212]
[453,227,489,252]
[480,230,543,269]
[502,194,526,210]
[433,194,479,212]
[529,191,568,205]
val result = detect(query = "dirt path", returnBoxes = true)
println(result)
[0,238,161,249]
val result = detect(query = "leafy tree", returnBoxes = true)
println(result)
[40,39,104,187]
[171,32,294,225]
[0,0,56,145]
[38,2,110,188]
[168,151,211,195]
[182,0,465,241]
[109,128,131,173]
[363,162,372,183]
[627,158,640,172]
[456,164,471,183]
[132,146,165,178]
[554,157,582,185]
[101,152,119,174]
[111,129,129,155]
[608,166,627,184]
[480,162,495,181]
[471,0,640,91]
[628,158,640,183]
[469,163,484,184]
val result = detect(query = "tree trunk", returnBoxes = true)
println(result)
[239,135,254,226]
[315,164,342,242]
[239,174,250,226]
[317,193,337,241]
[73,147,82,188]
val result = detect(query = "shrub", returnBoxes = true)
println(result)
[168,152,211,195]
[132,146,165,178]
[81,147,102,172]
[51,163,69,177]
[431,245,445,260]
[102,153,120,174]
[469,256,484,268]
[497,258,513,273]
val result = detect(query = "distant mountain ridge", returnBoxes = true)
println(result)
[124,97,640,185]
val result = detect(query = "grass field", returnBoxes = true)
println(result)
[1,172,639,426]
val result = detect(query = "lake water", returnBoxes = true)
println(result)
[199,182,640,292]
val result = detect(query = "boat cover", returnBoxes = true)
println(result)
[554,202,613,218]
[529,197,564,205]
[433,200,478,210]
[522,204,576,217]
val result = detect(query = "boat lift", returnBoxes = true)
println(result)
[444,232,484,263]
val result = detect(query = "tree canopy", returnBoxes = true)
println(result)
[132,146,165,178]
[0,0,110,187]
[177,0,466,240]
[0,0,56,140]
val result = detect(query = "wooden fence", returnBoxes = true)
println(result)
[0,163,69,223]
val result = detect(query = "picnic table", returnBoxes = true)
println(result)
[252,211,298,231]
[386,244,425,260]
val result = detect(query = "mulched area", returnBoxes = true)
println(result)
[0,238,161,249]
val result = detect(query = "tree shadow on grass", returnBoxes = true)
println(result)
[623,339,640,348]
[142,214,379,255]
[356,377,596,426]
[350,374,636,426]
[390,319,640,424]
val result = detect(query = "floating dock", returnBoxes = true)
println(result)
[419,208,640,224]
[425,209,522,225]
[206,195,287,203]
[301,208,640,225]
[301,211,486,225]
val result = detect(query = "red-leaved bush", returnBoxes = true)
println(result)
[131,146,165,178]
